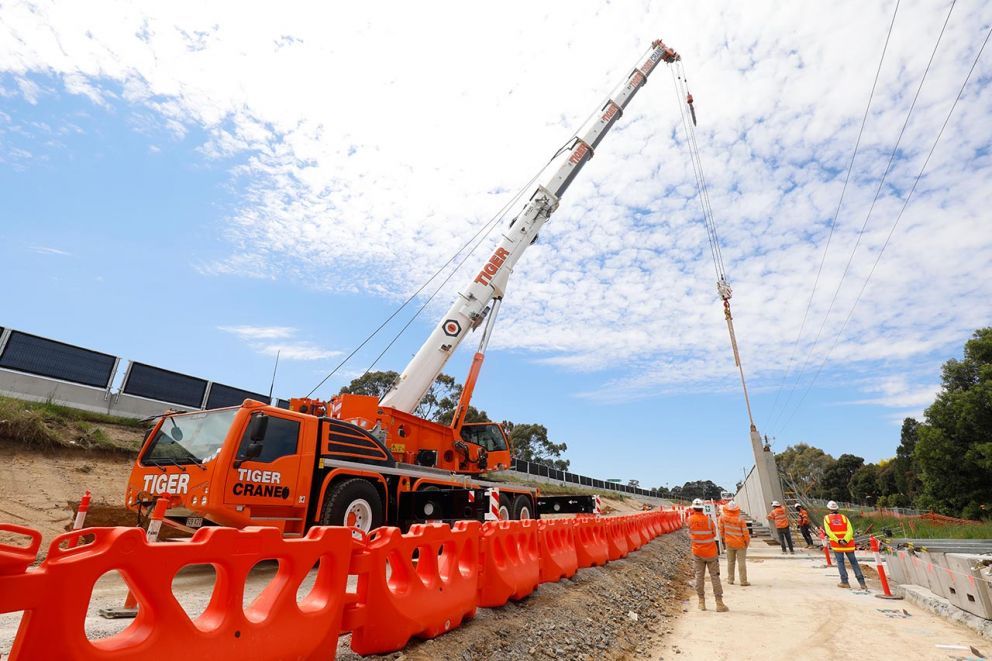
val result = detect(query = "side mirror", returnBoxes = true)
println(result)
[249,414,269,443]
[235,415,268,468]
[245,441,264,460]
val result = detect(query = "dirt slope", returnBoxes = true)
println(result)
[0,440,138,549]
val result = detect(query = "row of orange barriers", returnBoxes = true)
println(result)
[0,510,685,660]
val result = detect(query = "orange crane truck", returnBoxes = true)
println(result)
[124,38,681,536]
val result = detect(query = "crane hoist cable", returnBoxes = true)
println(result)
[669,61,758,432]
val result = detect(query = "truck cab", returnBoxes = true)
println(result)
[125,398,522,536]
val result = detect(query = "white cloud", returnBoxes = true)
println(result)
[2,1,991,414]
[218,325,340,361]
[30,245,70,255]
[217,325,295,341]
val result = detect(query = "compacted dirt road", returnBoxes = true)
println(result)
[662,545,989,660]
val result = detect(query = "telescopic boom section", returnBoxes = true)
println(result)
[380,40,680,413]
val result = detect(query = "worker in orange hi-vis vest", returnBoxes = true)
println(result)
[719,501,751,586]
[795,503,815,547]
[766,500,794,554]
[688,498,728,612]
[823,501,867,589]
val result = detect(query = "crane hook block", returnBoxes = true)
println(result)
[687,94,697,126]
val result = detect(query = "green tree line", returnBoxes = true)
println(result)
[339,371,570,469]
[776,328,992,520]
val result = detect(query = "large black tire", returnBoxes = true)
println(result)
[511,494,533,520]
[320,478,384,532]
[498,493,512,521]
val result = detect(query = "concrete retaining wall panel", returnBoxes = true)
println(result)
[945,554,992,620]
[886,550,910,585]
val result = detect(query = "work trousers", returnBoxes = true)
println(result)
[693,556,723,598]
[776,527,794,552]
[726,547,747,584]
[799,524,814,546]
[834,550,865,585]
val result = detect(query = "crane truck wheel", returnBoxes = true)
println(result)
[320,478,384,533]
[498,494,512,521]
[511,494,533,520]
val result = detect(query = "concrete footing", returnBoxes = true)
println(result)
[898,583,992,641]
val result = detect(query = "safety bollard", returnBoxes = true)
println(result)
[870,535,903,600]
[66,490,91,549]
[820,529,832,566]
[593,494,602,515]
[100,497,169,619]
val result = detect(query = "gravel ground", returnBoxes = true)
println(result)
[335,531,691,661]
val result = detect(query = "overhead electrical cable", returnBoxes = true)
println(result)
[770,0,958,433]
[776,18,992,433]
[767,0,902,423]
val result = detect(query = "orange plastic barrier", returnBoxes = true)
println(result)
[1,507,685,659]
[625,517,644,551]
[345,521,480,656]
[538,519,578,583]
[0,525,357,661]
[477,519,541,608]
[605,518,630,561]
[573,517,609,569]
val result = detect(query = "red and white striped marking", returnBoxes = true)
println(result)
[485,488,500,521]
[146,498,169,543]
[72,490,91,531]
[593,494,603,516]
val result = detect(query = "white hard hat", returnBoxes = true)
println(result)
[771,500,780,507]
[827,500,839,511]
[725,500,739,511]
[691,498,704,509]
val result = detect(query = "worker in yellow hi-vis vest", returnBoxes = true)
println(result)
[823,501,867,589]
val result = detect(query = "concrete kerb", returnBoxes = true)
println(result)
[897,583,992,641]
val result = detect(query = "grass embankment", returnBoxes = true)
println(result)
[0,395,145,453]
[808,506,992,540]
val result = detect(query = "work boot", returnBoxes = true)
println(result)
[837,582,851,589]
[859,581,868,590]
[698,596,706,611]
[740,581,751,586]
[715,597,729,612]
[728,578,734,585]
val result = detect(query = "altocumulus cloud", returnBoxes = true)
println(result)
[2,1,991,408]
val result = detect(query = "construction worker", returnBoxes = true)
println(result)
[823,501,867,589]
[795,503,814,547]
[766,500,794,554]
[718,500,750,586]
[688,498,728,612]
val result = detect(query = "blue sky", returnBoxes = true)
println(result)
[2,1,991,492]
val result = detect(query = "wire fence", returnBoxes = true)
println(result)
[509,458,680,501]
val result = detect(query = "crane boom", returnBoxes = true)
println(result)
[380,39,680,413]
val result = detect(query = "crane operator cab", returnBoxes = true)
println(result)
[456,422,510,471]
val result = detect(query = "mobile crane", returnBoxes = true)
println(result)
[124,38,681,535]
